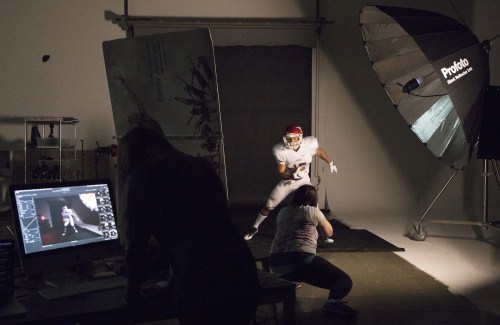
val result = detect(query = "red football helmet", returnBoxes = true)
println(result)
[283,123,303,150]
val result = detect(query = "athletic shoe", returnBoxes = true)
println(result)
[321,300,357,318]
[243,227,258,240]
[294,282,302,289]
[317,237,334,247]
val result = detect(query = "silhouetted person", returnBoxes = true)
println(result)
[118,127,259,325]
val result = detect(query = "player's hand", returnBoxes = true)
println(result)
[329,161,338,174]
[293,168,308,180]
[292,169,302,180]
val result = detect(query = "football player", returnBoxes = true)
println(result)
[244,123,337,240]
[61,205,79,236]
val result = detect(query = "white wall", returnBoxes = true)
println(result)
[0,0,125,150]
[1,0,499,227]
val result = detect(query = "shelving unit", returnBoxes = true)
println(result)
[24,117,79,183]
[0,150,13,211]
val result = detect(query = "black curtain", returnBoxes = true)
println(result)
[478,86,500,159]
[214,45,312,207]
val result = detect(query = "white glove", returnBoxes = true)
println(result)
[329,161,337,174]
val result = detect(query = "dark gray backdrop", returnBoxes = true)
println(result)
[214,45,311,207]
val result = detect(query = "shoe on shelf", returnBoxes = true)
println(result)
[243,227,258,240]
[321,300,357,318]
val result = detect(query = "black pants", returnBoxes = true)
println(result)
[269,253,353,300]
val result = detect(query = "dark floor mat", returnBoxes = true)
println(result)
[318,219,405,252]
[232,208,404,253]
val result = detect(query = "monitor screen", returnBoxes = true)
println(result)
[9,179,123,275]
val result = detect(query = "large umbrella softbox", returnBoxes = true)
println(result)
[360,5,490,170]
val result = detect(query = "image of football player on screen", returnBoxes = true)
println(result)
[36,195,104,246]
[243,123,338,241]
[61,205,78,236]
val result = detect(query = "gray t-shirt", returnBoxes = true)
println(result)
[270,205,327,255]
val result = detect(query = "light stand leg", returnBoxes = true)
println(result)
[481,159,488,224]
[488,160,500,228]
[415,169,459,225]
[411,159,500,241]
[492,159,500,186]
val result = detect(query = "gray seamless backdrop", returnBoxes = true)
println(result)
[214,45,311,207]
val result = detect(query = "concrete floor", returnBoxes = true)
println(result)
[141,211,500,325]
[344,213,500,318]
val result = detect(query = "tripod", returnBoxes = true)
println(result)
[411,158,500,241]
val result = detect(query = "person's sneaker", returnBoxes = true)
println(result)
[317,237,334,247]
[321,300,357,318]
[243,227,258,240]
[294,282,302,289]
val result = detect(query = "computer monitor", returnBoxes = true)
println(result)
[9,179,123,275]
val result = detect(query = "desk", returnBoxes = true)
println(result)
[2,284,177,325]
[2,235,295,325]
[2,271,295,325]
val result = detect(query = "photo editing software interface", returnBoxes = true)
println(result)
[10,180,120,275]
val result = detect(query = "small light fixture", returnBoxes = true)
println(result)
[402,75,424,93]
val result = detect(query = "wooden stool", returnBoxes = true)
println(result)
[255,269,296,325]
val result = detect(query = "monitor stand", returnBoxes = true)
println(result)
[26,258,123,293]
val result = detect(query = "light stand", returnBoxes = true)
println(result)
[411,158,500,241]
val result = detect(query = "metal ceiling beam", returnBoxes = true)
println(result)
[105,0,332,33]
[117,15,328,30]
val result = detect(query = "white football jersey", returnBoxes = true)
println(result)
[272,136,319,173]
